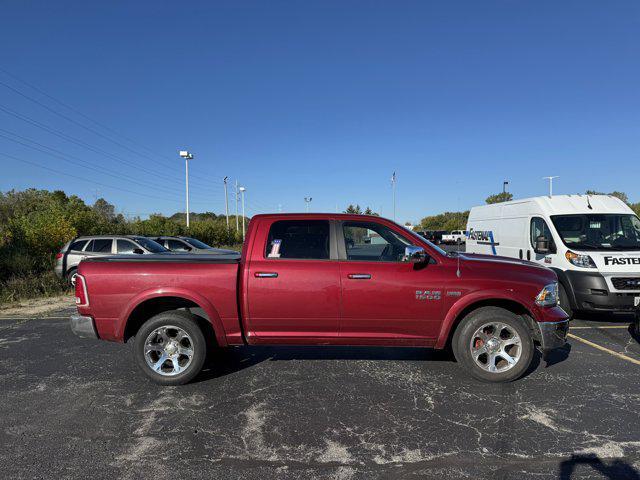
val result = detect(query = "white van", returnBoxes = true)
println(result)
[466,195,640,318]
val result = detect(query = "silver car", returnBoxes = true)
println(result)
[55,235,169,286]
[150,236,239,255]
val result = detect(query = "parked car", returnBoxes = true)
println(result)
[70,213,568,385]
[416,230,447,245]
[442,230,467,245]
[150,236,239,255]
[466,194,640,319]
[55,235,169,286]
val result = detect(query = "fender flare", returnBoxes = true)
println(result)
[549,267,577,310]
[435,290,535,349]
[117,287,228,347]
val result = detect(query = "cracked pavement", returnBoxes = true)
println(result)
[1,306,639,479]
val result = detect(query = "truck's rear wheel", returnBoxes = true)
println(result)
[452,307,534,383]
[134,311,206,386]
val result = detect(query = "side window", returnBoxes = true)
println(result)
[69,240,87,252]
[343,221,412,262]
[86,239,113,253]
[116,239,137,254]
[167,239,191,252]
[530,218,555,252]
[265,220,330,260]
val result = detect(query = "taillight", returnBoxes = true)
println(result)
[56,252,64,260]
[75,275,89,306]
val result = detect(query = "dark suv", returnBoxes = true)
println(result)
[150,236,239,255]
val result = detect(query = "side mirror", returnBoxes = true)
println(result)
[535,235,549,254]
[133,248,144,255]
[403,245,427,263]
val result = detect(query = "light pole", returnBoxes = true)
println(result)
[235,180,239,232]
[543,176,559,196]
[391,171,397,222]
[503,181,509,194]
[179,150,194,228]
[239,186,246,240]
[304,197,312,212]
[223,176,230,230]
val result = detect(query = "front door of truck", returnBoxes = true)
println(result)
[338,220,444,342]
[246,219,341,341]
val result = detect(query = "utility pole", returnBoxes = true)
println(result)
[503,181,509,194]
[543,176,559,196]
[223,177,230,230]
[234,179,239,232]
[179,150,194,228]
[239,186,246,240]
[304,197,312,212]
[391,171,397,222]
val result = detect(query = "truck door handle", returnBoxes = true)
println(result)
[348,273,371,280]
[255,272,278,278]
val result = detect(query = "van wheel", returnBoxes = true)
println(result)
[558,284,573,319]
[452,307,534,383]
[65,268,78,287]
[134,311,206,386]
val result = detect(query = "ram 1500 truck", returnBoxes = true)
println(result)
[71,214,569,385]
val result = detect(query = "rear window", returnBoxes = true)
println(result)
[86,239,113,253]
[265,220,330,260]
[69,240,88,252]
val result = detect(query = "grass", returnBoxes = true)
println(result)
[0,271,69,305]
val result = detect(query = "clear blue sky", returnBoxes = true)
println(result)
[1,1,639,223]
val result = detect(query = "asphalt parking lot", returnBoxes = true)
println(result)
[1,303,639,480]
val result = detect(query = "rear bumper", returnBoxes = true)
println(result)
[538,319,569,352]
[70,314,98,339]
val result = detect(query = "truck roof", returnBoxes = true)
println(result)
[250,213,392,221]
[469,194,634,218]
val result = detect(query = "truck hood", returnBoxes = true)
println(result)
[457,252,544,269]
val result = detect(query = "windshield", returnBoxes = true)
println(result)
[183,237,212,249]
[551,214,640,251]
[134,237,168,253]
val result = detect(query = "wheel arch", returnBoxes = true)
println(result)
[437,296,539,350]
[120,290,227,346]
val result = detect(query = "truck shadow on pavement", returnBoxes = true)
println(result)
[559,454,640,479]
[193,343,568,384]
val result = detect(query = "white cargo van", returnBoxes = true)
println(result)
[466,195,640,318]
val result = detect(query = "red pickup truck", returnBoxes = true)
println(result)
[71,214,569,384]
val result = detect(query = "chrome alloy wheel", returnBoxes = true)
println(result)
[143,325,194,376]
[469,322,522,373]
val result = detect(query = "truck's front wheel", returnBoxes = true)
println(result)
[134,311,206,386]
[452,307,534,383]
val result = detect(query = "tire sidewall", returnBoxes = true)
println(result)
[453,307,534,383]
[134,311,207,386]
[65,268,78,287]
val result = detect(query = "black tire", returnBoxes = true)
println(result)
[558,283,573,320]
[134,310,207,386]
[65,268,78,287]
[452,306,534,383]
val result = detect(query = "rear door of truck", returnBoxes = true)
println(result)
[244,217,341,341]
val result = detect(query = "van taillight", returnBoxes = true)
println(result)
[75,275,89,306]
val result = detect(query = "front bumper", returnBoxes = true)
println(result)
[538,319,569,352]
[566,270,640,313]
[70,314,98,339]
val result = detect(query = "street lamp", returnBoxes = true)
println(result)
[239,186,246,240]
[179,150,194,228]
[304,196,312,212]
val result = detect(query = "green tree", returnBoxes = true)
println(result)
[485,192,513,204]
[419,211,469,231]
[585,190,630,205]
[344,204,362,214]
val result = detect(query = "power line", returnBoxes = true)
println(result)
[0,67,177,164]
[0,151,183,204]
[0,102,222,193]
